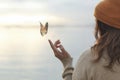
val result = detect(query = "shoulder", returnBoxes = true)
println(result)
[72,49,94,80]
[77,48,94,64]
[74,48,96,72]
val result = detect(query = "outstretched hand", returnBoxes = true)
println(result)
[48,39,73,68]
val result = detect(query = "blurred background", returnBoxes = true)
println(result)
[0,0,100,80]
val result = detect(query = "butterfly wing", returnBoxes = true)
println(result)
[40,22,44,36]
[45,22,48,34]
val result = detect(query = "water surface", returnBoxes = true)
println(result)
[0,26,95,80]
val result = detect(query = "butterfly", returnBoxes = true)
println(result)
[40,22,48,36]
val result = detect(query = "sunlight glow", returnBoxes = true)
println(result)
[0,2,65,26]
[0,14,48,25]
[0,28,45,54]
[0,14,66,26]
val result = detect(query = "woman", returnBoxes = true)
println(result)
[48,0,120,80]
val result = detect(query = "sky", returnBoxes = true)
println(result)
[0,0,100,27]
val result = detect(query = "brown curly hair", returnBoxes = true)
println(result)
[92,20,120,69]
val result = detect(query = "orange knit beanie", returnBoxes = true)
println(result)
[94,0,120,29]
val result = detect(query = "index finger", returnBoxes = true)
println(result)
[48,39,57,51]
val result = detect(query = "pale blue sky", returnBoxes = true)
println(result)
[0,0,100,26]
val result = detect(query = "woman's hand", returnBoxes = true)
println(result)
[48,39,73,68]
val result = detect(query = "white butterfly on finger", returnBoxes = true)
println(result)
[40,22,48,36]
